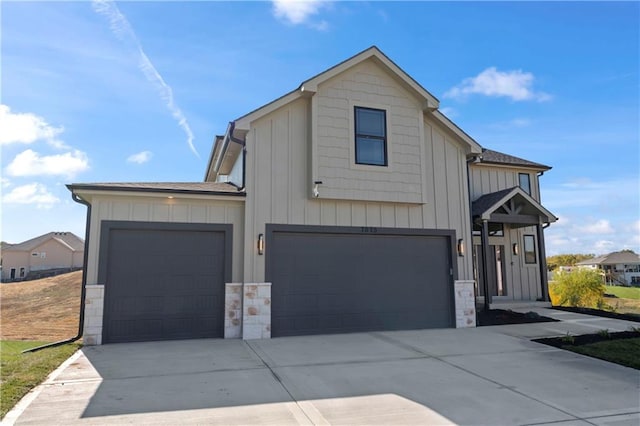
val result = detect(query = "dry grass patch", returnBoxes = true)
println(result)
[0,271,82,341]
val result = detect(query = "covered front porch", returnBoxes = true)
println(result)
[471,187,558,311]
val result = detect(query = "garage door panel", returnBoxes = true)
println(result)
[268,227,454,337]
[102,225,229,343]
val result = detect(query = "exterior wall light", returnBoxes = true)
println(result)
[512,243,519,256]
[457,239,465,257]
[257,234,264,255]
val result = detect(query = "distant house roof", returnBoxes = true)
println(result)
[480,149,551,171]
[576,251,640,266]
[1,232,84,252]
[67,182,245,197]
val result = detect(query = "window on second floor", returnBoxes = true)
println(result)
[519,173,531,195]
[355,106,387,166]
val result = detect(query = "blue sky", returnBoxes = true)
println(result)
[2,1,638,256]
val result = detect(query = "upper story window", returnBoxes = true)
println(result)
[519,173,531,195]
[354,106,387,166]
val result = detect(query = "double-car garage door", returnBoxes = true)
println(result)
[100,222,454,343]
[267,225,455,337]
[100,222,231,344]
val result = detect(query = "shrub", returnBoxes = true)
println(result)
[549,268,607,308]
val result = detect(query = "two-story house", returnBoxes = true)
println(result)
[1,232,84,282]
[68,46,556,345]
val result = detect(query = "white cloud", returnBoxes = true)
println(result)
[2,183,60,208]
[1,178,11,188]
[0,105,66,147]
[579,219,615,235]
[5,149,89,178]
[593,240,615,252]
[444,67,551,102]
[92,0,199,157]
[127,150,152,164]
[439,107,457,118]
[272,0,329,27]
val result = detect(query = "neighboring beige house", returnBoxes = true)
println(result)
[576,251,640,286]
[68,46,557,345]
[1,232,84,282]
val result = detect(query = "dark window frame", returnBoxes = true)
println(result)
[523,234,537,264]
[519,173,531,195]
[354,106,388,166]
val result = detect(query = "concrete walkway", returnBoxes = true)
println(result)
[5,308,639,425]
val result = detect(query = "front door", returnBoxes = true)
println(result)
[474,245,507,297]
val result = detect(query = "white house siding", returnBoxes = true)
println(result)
[469,164,541,202]
[313,59,424,204]
[242,88,474,283]
[469,164,543,301]
[77,192,245,286]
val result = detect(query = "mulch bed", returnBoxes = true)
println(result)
[476,309,559,326]
[533,330,640,347]
[552,306,640,323]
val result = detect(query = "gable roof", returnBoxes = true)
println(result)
[235,46,440,131]
[472,186,557,224]
[67,182,245,197]
[576,251,640,266]
[231,46,481,155]
[479,149,550,171]
[1,232,84,252]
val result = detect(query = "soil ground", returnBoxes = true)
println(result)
[0,271,82,341]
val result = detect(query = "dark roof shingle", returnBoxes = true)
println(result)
[481,149,550,170]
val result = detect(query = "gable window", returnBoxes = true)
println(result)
[354,106,387,166]
[523,235,537,264]
[519,173,531,195]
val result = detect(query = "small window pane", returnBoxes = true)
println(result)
[524,235,536,264]
[519,173,531,195]
[356,137,386,165]
[356,108,385,137]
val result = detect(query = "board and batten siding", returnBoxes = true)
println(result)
[80,193,245,285]
[243,94,474,283]
[469,164,543,301]
[469,164,541,202]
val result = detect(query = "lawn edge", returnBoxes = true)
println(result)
[2,349,82,425]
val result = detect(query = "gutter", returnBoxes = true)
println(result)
[23,192,91,353]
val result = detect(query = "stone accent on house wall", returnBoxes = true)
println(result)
[454,280,476,328]
[83,284,104,345]
[242,282,271,340]
[224,283,243,338]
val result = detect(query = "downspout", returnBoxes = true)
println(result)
[23,192,91,353]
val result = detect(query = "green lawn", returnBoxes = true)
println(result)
[562,337,640,370]
[605,286,640,300]
[0,341,79,419]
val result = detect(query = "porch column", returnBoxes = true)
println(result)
[536,223,550,301]
[480,219,491,310]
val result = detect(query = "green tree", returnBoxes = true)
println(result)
[549,268,607,308]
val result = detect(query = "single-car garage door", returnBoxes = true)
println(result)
[99,221,232,344]
[266,225,455,337]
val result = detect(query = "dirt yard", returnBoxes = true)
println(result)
[1,271,82,341]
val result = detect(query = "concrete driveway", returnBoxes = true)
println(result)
[6,309,640,425]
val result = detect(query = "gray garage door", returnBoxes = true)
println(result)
[100,222,231,344]
[266,225,455,337]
